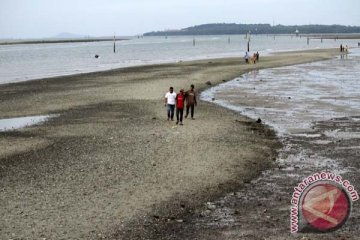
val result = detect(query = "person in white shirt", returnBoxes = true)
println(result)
[244,52,249,64]
[164,86,177,121]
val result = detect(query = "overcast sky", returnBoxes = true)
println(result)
[0,0,359,39]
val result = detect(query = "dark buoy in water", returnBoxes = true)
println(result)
[256,118,262,124]
[95,54,99,58]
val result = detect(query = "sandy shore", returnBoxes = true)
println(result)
[0,48,340,239]
[154,52,360,240]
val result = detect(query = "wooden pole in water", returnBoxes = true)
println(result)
[113,33,116,53]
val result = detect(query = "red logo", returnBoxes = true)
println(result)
[301,182,351,232]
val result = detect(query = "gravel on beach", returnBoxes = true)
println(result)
[0,49,341,239]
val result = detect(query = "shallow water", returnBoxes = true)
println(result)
[0,115,54,131]
[201,48,360,136]
[0,35,359,85]
[195,46,360,237]
[201,47,360,195]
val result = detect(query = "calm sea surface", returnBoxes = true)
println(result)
[0,35,358,84]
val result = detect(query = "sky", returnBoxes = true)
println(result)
[0,0,359,39]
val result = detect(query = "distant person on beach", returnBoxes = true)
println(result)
[252,53,257,64]
[244,52,249,64]
[164,87,176,121]
[340,44,343,52]
[185,84,197,120]
[175,89,185,125]
[256,52,259,62]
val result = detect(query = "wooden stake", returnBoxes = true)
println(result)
[113,33,116,53]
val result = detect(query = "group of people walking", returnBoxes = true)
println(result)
[244,51,259,64]
[164,84,197,125]
[340,44,349,53]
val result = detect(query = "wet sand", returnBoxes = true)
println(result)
[156,118,360,240]
[0,49,340,239]
[154,52,360,239]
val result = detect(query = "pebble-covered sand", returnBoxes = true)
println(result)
[0,49,340,239]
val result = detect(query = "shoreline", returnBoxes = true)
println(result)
[0,47,343,87]
[0,48,340,119]
[157,50,360,240]
[0,48,341,239]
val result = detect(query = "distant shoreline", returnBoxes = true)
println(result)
[144,23,360,36]
[300,33,360,39]
[144,33,360,39]
[0,38,130,45]
[1,34,359,46]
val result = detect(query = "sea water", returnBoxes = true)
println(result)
[0,35,359,84]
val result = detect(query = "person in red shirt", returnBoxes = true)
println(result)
[176,89,185,125]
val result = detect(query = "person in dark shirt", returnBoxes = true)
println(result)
[185,84,197,120]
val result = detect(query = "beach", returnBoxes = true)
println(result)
[0,49,342,239]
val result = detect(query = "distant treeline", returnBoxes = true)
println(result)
[144,23,360,36]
